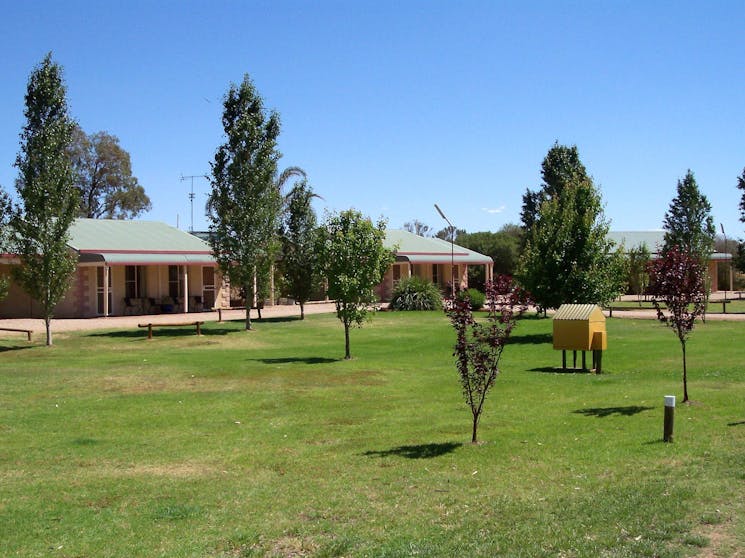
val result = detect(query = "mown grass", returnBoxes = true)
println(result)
[1,311,744,557]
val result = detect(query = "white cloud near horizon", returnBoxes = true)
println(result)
[481,206,505,214]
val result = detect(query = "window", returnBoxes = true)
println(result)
[168,265,184,298]
[125,266,143,298]
[432,264,439,286]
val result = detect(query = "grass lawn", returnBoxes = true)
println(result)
[1,311,744,557]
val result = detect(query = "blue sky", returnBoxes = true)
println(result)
[1,1,744,238]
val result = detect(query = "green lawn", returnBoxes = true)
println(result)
[1,312,743,557]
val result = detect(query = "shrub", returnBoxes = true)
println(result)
[390,277,442,311]
[458,288,485,310]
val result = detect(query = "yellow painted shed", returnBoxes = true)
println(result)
[552,304,607,372]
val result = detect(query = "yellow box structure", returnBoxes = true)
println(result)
[553,304,607,350]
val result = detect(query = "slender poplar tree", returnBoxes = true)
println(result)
[11,53,79,346]
[206,74,283,330]
[280,180,319,319]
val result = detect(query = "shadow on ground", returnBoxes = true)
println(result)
[252,357,339,365]
[509,333,553,345]
[87,327,233,339]
[728,420,745,427]
[0,344,35,353]
[573,406,654,418]
[222,316,300,325]
[529,366,594,374]
[363,442,463,459]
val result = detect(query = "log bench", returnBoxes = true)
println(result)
[0,327,32,341]
[138,321,204,340]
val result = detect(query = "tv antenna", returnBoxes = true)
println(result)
[179,174,208,232]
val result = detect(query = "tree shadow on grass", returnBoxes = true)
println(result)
[573,406,654,418]
[509,333,553,345]
[251,357,339,365]
[87,327,233,339]
[363,442,462,459]
[0,344,35,353]
[529,366,593,374]
[728,420,745,427]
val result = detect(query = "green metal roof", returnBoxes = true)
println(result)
[607,231,665,252]
[68,219,215,265]
[384,229,492,265]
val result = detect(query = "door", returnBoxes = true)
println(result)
[202,267,216,309]
[96,266,112,315]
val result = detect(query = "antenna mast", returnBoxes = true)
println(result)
[179,174,208,232]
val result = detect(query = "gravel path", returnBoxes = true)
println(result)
[2,296,745,337]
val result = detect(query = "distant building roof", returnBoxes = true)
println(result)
[385,229,493,265]
[607,230,731,260]
[607,230,665,252]
[69,219,215,266]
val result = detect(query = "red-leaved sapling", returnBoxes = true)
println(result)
[445,275,530,443]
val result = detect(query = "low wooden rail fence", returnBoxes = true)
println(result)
[0,327,32,341]
[138,321,204,339]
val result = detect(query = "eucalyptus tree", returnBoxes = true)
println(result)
[206,74,283,330]
[69,126,151,219]
[11,53,79,346]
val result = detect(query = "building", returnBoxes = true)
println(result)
[376,229,494,300]
[0,219,229,318]
[608,230,732,291]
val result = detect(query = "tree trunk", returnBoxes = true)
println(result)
[300,301,305,320]
[344,321,351,360]
[471,412,479,444]
[682,341,689,402]
[245,307,252,331]
[45,317,52,346]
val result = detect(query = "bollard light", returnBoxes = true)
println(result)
[663,395,675,443]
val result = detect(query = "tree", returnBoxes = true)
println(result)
[445,276,529,443]
[280,180,319,319]
[11,53,79,346]
[517,155,626,311]
[736,167,745,224]
[520,142,589,236]
[662,170,715,261]
[435,227,466,242]
[458,224,523,288]
[648,246,707,403]
[0,188,13,301]
[69,126,151,219]
[316,209,394,359]
[403,219,432,237]
[627,244,651,304]
[206,74,283,331]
